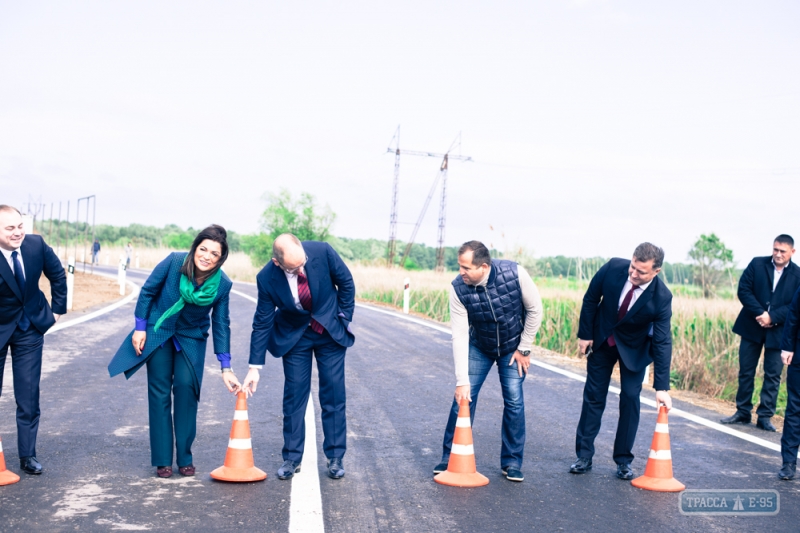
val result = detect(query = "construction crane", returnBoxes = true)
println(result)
[386,127,471,271]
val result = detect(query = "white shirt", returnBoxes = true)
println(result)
[618,278,653,311]
[0,245,25,281]
[773,261,784,292]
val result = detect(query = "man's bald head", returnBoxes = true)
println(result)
[272,234,306,270]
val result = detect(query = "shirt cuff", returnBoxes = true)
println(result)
[216,353,231,368]
[249,365,263,369]
[135,317,147,331]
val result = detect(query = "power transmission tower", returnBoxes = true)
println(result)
[387,131,471,271]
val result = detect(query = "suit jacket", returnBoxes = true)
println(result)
[577,258,673,390]
[249,241,355,364]
[0,234,67,347]
[732,256,800,349]
[107,252,231,387]
[780,287,800,363]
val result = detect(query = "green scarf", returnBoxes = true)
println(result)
[154,269,222,332]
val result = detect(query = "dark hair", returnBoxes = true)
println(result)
[458,240,492,267]
[0,205,21,216]
[181,224,229,281]
[775,234,794,247]
[633,242,664,269]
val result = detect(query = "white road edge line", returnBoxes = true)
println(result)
[46,276,140,335]
[355,302,782,453]
[231,289,326,532]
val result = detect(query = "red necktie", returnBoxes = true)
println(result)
[607,285,637,347]
[297,272,324,334]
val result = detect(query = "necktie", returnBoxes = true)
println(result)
[297,271,324,334]
[607,285,637,347]
[11,251,30,331]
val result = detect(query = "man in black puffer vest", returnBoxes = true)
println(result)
[433,241,542,483]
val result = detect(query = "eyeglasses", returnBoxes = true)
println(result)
[277,255,308,275]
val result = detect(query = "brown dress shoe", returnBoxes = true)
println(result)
[178,465,195,476]
[156,466,173,478]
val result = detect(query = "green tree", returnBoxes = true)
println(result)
[688,233,735,298]
[241,233,274,266]
[260,189,335,241]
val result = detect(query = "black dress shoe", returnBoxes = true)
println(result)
[720,412,751,425]
[616,463,634,480]
[757,418,777,432]
[779,462,796,480]
[433,461,449,475]
[569,457,592,474]
[277,460,301,480]
[327,457,345,479]
[20,456,42,475]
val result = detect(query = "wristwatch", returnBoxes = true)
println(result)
[518,350,531,356]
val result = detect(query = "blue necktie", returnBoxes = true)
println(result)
[11,251,30,332]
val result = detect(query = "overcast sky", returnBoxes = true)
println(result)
[2,1,798,265]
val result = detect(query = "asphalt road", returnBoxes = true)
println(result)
[0,264,798,532]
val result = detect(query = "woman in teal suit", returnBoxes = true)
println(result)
[108,225,242,478]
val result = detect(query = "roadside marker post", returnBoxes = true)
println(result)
[105,253,110,265]
[403,278,410,314]
[66,257,75,311]
[135,253,140,269]
[118,255,126,296]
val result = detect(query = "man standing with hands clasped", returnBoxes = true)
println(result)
[720,235,800,432]
[0,205,67,475]
[433,241,542,483]
[241,234,355,481]
[570,243,673,481]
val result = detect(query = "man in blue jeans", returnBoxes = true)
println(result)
[434,241,543,482]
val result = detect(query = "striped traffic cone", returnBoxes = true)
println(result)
[0,435,20,486]
[434,399,489,488]
[210,392,267,482]
[631,405,685,492]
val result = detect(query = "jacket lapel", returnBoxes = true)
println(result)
[305,255,321,311]
[765,259,775,292]
[610,265,628,305]
[0,251,23,302]
[271,263,299,311]
[622,280,655,322]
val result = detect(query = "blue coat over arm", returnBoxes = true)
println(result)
[107,252,232,387]
[249,241,355,364]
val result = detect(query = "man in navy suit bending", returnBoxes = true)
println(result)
[569,243,673,480]
[0,205,67,475]
[242,233,355,480]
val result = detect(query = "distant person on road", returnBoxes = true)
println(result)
[108,225,240,478]
[570,243,673,481]
[777,284,800,480]
[125,242,133,268]
[241,234,355,481]
[0,205,67,476]
[92,238,101,265]
[720,235,800,432]
[433,240,543,483]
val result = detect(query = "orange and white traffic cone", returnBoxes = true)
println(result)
[210,392,267,482]
[434,399,489,488]
[631,405,685,492]
[0,435,20,486]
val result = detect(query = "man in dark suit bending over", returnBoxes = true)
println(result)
[569,243,673,480]
[720,235,800,432]
[242,234,355,480]
[0,205,67,475]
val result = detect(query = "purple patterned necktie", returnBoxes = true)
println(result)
[608,285,636,347]
[297,271,324,334]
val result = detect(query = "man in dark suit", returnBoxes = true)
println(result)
[569,243,673,480]
[242,233,355,480]
[720,234,800,432]
[0,205,67,475]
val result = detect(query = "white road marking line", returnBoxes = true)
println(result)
[355,303,783,453]
[290,396,325,533]
[46,277,140,335]
[231,289,326,532]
